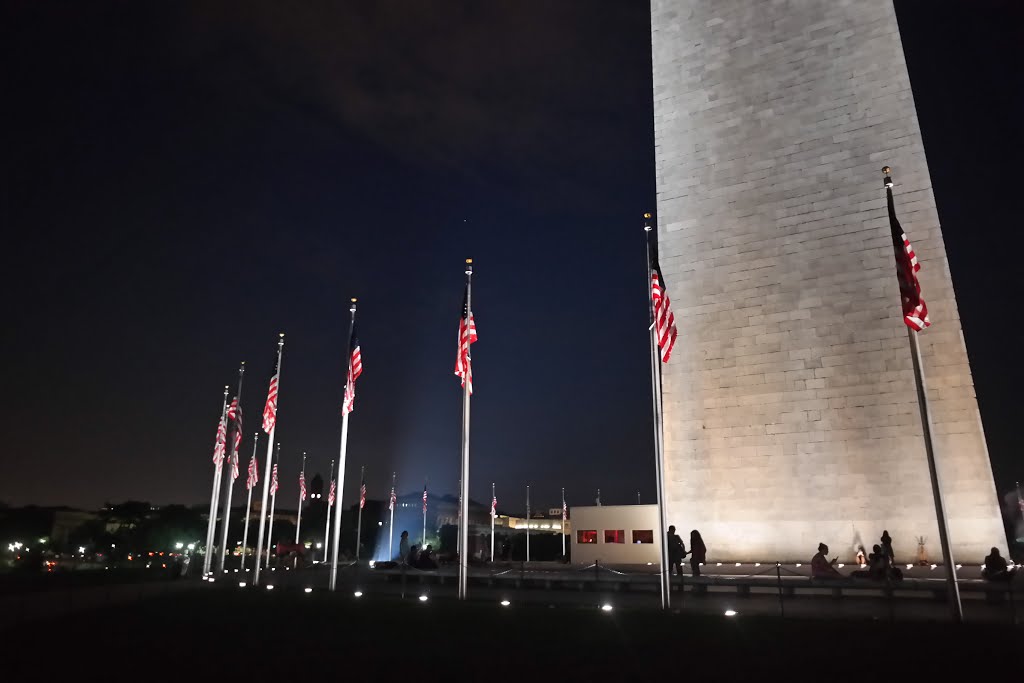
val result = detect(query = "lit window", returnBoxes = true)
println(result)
[632,530,654,544]
[577,530,597,544]
[604,530,625,544]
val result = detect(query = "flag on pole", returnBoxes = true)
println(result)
[299,471,307,501]
[247,455,259,490]
[342,325,363,415]
[262,358,280,433]
[359,480,367,510]
[328,479,336,507]
[885,172,930,331]
[455,285,478,393]
[230,453,239,480]
[228,398,243,454]
[490,493,497,519]
[270,463,279,495]
[651,259,678,362]
[389,486,397,512]
[562,499,567,521]
[213,413,227,470]
[422,485,428,513]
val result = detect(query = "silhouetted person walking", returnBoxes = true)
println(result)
[880,530,894,564]
[689,530,706,577]
[667,525,686,576]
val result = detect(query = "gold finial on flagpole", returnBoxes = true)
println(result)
[882,166,893,188]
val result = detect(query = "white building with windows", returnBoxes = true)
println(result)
[570,505,660,567]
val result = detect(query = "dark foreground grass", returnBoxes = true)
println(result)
[6,588,1020,680]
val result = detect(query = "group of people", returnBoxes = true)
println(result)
[665,526,706,577]
[397,530,438,570]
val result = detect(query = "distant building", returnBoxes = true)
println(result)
[570,505,660,567]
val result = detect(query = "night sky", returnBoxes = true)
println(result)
[4,1,1021,513]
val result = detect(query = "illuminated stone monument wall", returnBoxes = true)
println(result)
[650,0,1005,562]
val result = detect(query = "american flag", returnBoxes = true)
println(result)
[455,285,478,393]
[422,485,428,514]
[490,493,497,519]
[299,471,306,501]
[342,325,363,415]
[359,480,366,510]
[270,463,279,495]
[328,479,336,507]
[389,486,396,512]
[227,398,243,455]
[885,175,930,331]
[562,499,567,521]
[651,258,678,362]
[212,413,227,470]
[262,358,280,433]
[230,453,239,481]
[246,455,259,490]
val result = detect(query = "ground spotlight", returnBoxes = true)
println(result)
[304,587,313,593]
[266,585,274,590]
[369,560,376,568]
[418,595,428,602]
[354,591,363,598]
[906,564,913,570]
[601,604,613,612]
[724,609,737,617]
[209,578,216,583]
[930,564,937,570]
[500,600,510,607]
[238,582,246,587]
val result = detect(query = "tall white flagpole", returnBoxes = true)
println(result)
[203,386,229,577]
[330,299,358,592]
[253,333,285,587]
[240,432,259,574]
[490,482,496,563]
[457,478,462,557]
[294,452,306,568]
[323,460,334,563]
[884,167,961,622]
[646,213,672,610]
[458,259,474,600]
[356,465,365,561]
[389,472,396,561]
[218,363,246,575]
[561,487,566,559]
[422,482,427,548]
[525,484,530,563]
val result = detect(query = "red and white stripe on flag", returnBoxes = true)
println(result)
[389,487,396,512]
[270,464,279,495]
[230,453,239,480]
[359,482,366,509]
[887,183,931,331]
[455,287,478,393]
[342,332,363,416]
[228,398,243,455]
[651,263,678,363]
[262,372,279,433]
[490,495,497,519]
[212,414,227,469]
[299,472,306,501]
[422,487,428,513]
[328,479,336,507]
[562,500,567,521]
[247,455,259,491]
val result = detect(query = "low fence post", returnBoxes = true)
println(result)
[776,562,784,618]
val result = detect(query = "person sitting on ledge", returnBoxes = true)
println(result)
[982,547,1016,582]
[811,543,842,578]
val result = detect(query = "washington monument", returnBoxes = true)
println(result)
[650,0,1004,562]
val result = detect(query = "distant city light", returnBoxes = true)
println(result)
[78,546,86,554]
[175,542,184,550]
[187,543,195,551]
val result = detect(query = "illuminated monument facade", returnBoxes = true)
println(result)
[650,0,1004,562]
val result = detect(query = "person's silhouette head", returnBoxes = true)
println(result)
[668,525,676,534]
[818,543,829,554]
[990,547,1001,557]
[872,544,882,554]
[401,531,408,539]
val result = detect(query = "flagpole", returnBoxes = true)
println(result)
[356,465,365,562]
[526,484,530,563]
[323,460,334,563]
[330,299,358,592]
[217,363,245,575]
[457,478,462,557]
[389,472,396,561]
[203,386,229,577]
[884,169,961,622]
[266,445,280,568]
[240,432,259,574]
[458,259,473,600]
[645,213,671,610]
[253,333,284,587]
[491,482,496,563]
[295,452,306,568]
[422,482,427,548]
[561,487,566,559]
